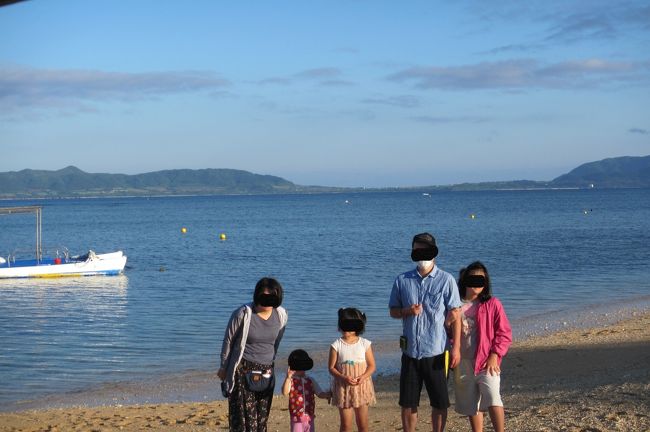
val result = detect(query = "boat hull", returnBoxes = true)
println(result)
[0,251,127,279]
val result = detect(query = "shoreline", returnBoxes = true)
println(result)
[3,184,633,202]
[2,310,649,431]
[1,297,649,414]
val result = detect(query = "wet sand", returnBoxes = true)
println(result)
[1,310,649,432]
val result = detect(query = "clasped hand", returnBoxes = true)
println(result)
[344,376,361,386]
[406,304,423,316]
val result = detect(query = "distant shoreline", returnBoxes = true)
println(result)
[3,185,638,201]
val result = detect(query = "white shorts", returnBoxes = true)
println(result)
[453,358,503,416]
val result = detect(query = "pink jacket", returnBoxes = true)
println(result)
[473,297,512,375]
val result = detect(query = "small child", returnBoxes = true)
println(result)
[328,308,376,432]
[453,261,512,432]
[282,349,331,432]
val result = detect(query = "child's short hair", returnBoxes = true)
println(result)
[458,261,492,303]
[338,307,367,335]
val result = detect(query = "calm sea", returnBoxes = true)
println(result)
[1,190,649,410]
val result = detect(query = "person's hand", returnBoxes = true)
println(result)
[449,347,461,369]
[286,367,295,379]
[318,391,332,400]
[485,353,501,376]
[406,304,423,316]
[217,368,226,381]
[344,376,359,386]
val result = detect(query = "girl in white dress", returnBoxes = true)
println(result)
[328,307,376,432]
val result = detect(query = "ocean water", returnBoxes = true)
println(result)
[0,189,649,410]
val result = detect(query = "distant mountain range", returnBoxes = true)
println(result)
[1,155,648,198]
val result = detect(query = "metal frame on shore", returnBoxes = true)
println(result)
[0,206,42,261]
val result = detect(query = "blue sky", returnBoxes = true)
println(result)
[1,0,648,187]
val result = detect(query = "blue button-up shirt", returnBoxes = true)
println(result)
[389,266,462,359]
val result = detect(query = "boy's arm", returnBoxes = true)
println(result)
[389,280,404,319]
[444,277,463,369]
[390,304,422,319]
[449,308,461,368]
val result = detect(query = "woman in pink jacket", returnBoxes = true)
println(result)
[453,261,512,432]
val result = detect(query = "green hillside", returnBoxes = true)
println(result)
[0,155,647,198]
[0,166,301,198]
[551,156,650,188]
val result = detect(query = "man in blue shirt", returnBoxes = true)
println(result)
[389,232,462,432]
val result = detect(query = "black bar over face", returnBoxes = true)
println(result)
[464,275,486,288]
[411,248,437,262]
[339,319,364,333]
[255,293,281,307]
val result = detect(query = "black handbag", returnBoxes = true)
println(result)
[244,369,275,393]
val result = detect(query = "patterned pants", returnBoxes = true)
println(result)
[228,359,274,432]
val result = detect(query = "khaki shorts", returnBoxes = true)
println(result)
[453,358,503,416]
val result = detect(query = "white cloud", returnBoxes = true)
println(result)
[410,115,490,124]
[471,1,650,48]
[388,58,649,90]
[258,67,354,87]
[361,95,421,108]
[0,65,230,115]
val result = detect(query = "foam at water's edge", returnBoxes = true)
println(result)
[508,294,650,340]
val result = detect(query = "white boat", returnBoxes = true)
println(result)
[0,206,127,279]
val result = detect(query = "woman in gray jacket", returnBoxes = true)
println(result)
[218,277,288,432]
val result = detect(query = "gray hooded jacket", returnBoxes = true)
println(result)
[220,303,288,395]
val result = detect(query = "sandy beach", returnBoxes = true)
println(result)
[1,310,649,432]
